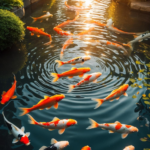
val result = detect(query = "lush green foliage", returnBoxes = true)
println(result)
[0,0,23,10]
[0,9,25,51]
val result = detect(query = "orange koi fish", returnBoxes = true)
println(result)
[53,27,73,36]
[26,26,52,45]
[51,67,91,82]
[60,37,74,59]
[81,146,91,150]
[84,19,106,27]
[27,115,77,134]
[31,12,53,22]
[1,74,17,105]
[68,72,102,93]
[123,145,135,150]
[19,94,65,116]
[56,55,91,67]
[77,27,95,38]
[87,119,138,139]
[92,84,129,109]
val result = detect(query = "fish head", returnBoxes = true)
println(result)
[130,126,138,133]
[58,141,69,149]
[1,96,10,105]
[26,26,34,32]
[124,145,135,150]
[84,56,91,61]
[56,94,65,102]
[122,84,129,91]
[20,135,30,146]
[81,146,91,150]
[66,119,77,127]
[83,67,91,73]
[95,72,102,78]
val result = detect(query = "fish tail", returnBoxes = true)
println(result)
[12,73,16,80]
[27,114,38,125]
[19,108,30,116]
[51,73,59,82]
[91,98,104,109]
[68,85,76,93]
[125,42,133,51]
[55,60,64,67]
[31,16,37,22]
[86,118,99,129]
[44,35,52,45]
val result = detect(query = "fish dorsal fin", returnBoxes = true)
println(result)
[71,67,77,70]
[38,99,45,104]
[40,28,44,31]
[44,96,49,99]
[115,121,121,124]
[25,132,30,137]
[52,117,60,122]
[83,74,89,79]
[2,91,6,96]
[46,12,50,15]
[111,89,118,94]
[51,138,58,144]
[21,126,25,132]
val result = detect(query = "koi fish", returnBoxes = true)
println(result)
[39,138,69,150]
[51,67,91,82]
[123,145,135,150]
[55,55,91,67]
[1,74,17,105]
[19,94,65,116]
[53,27,73,36]
[26,26,52,45]
[27,115,77,134]
[77,27,95,38]
[81,146,91,150]
[87,119,138,139]
[84,19,106,27]
[65,1,91,11]
[92,84,129,109]
[2,112,30,145]
[31,12,53,22]
[68,72,102,93]
[60,37,74,59]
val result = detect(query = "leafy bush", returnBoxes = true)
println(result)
[0,0,23,10]
[0,9,25,51]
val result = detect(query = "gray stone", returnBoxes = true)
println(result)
[12,7,25,18]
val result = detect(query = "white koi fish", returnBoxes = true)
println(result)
[27,115,77,134]
[123,145,135,150]
[68,72,102,93]
[2,112,30,145]
[87,119,138,139]
[39,138,69,150]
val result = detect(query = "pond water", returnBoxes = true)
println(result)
[0,0,150,150]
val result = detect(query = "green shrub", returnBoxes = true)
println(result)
[0,9,25,51]
[0,0,23,10]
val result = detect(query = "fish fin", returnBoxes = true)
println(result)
[71,67,77,70]
[21,126,25,132]
[58,128,65,134]
[46,12,50,15]
[39,146,47,150]
[83,74,89,79]
[79,74,84,78]
[44,96,49,99]
[39,108,44,110]
[91,98,104,109]
[109,99,114,102]
[116,97,120,100]
[40,28,44,31]
[27,114,38,125]
[107,18,113,27]
[126,42,133,51]
[111,89,118,94]
[38,99,45,104]
[115,121,121,124]
[46,106,51,110]
[37,35,40,37]
[68,85,75,93]
[93,79,97,83]
[123,92,128,96]
[26,132,30,137]
[109,130,115,133]
[87,118,99,129]
[68,76,73,79]
[31,32,34,36]
[139,39,143,42]
[121,133,128,139]
[11,95,17,99]
[71,63,76,65]
[46,18,49,21]
[55,60,64,67]
[80,62,84,65]
[12,138,19,144]
[48,129,55,131]
[40,20,43,23]
[19,108,30,116]
[101,128,106,130]
[51,73,59,82]
[1,91,6,96]
[54,102,58,109]
[51,138,57,144]
[52,117,60,121]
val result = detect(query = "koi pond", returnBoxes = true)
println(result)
[0,0,150,149]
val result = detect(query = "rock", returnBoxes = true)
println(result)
[12,7,25,18]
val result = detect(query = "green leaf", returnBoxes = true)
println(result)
[136,60,143,65]
[144,101,150,105]
[132,95,137,99]
[144,77,150,80]
[147,134,150,138]
[129,78,136,83]
[143,97,150,100]
[138,78,142,81]
[140,138,147,142]
[139,85,142,88]
[146,64,150,67]
[139,69,145,73]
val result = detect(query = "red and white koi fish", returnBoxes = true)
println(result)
[84,19,106,27]
[27,115,77,134]
[26,26,52,45]
[68,72,102,93]
[39,138,69,150]
[31,12,53,22]
[53,27,73,36]
[65,1,91,11]
[81,146,91,150]
[19,94,65,116]
[92,84,129,109]
[87,119,138,139]
[60,37,74,59]
[55,55,91,67]
[2,112,30,145]
[51,67,91,82]
[123,145,135,150]
[1,74,17,105]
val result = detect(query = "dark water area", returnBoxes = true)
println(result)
[1,0,150,149]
